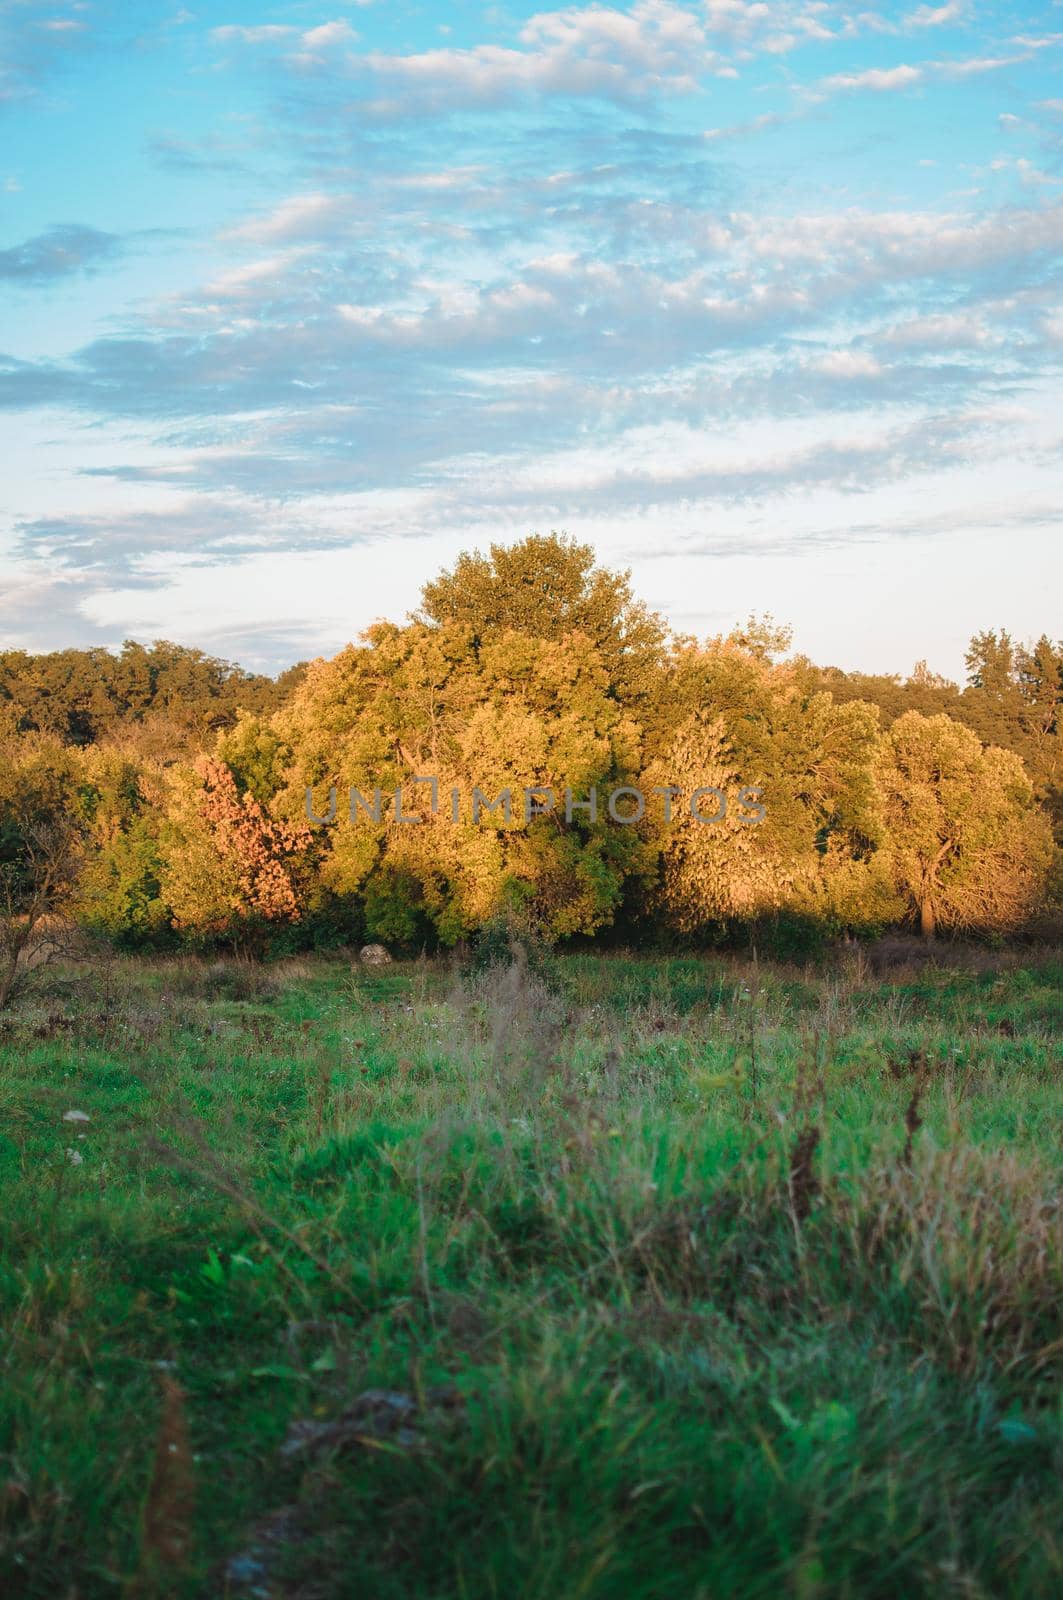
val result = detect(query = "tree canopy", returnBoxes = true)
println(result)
[418,533,669,703]
[1,537,1058,953]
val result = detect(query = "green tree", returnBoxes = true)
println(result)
[73,743,171,946]
[0,640,297,748]
[215,712,293,806]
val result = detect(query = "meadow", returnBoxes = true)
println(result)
[0,943,1060,1598]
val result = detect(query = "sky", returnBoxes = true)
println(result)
[1,1,1061,681]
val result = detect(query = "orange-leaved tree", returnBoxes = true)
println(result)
[160,758,312,948]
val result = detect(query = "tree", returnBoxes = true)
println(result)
[0,640,295,747]
[0,734,85,1008]
[418,533,669,703]
[275,618,648,945]
[160,759,313,949]
[0,820,83,1010]
[723,614,793,663]
[641,640,891,935]
[1013,634,1062,833]
[880,712,1052,938]
[215,712,293,806]
[73,743,171,947]
[641,714,787,930]
[2,536,1058,952]
[962,630,1062,803]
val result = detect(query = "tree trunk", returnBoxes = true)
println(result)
[920,897,936,940]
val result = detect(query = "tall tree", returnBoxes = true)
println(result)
[0,734,84,1007]
[642,639,890,934]
[418,533,669,703]
[275,619,648,945]
[880,712,1052,938]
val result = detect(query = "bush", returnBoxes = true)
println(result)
[464,909,552,981]
[748,911,830,964]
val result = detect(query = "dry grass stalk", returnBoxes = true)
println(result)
[901,1062,928,1168]
[788,1124,821,1224]
[140,1375,195,1579]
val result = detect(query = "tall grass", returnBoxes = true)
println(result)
[0,948,1060,1597]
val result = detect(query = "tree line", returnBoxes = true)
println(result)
[1,535,1059,960]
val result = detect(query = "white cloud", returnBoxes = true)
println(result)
[224,194,349,245]
[358,2,715,108]
[906,3,964,28]
[822,63,923,92]
[207,1,866,116]
[818,49,1030,99]
[302,21,358,50]
[989,156,1062,189]
[879,312,993,349]
[701,1,834,50]
[212,25,297,45]
[1011,34,1063,51]
[202,249,315,300]
[935,54,1028,77]
[733,199,1063,279]
[811,349,882,377]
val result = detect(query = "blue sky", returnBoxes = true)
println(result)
[1,1,1061,677]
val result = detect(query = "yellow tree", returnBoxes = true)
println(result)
[418,532,669,705]
[0,733,84,1007]
[642,636,891,934]
[880,712,1052,937]
[274,620,648,944]
[641,713,786,928]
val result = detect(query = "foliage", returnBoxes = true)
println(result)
[0,539,1058,950]
[464,906,553,978]
[72,743,172,947]
[881,712,1054,938]
[0,735,86,1006]
[274,611,648,945]
[160,759,314,951]
[816,628,1062,835]
[0,639,301,747]
[418,531,669,703]
[0,820,83,1009]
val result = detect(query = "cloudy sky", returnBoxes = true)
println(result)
[1,1,1061,677]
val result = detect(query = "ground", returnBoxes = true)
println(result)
[0,946,1060,1598]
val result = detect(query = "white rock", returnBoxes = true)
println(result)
[62,1110,91,1123]
[359,944,392,966]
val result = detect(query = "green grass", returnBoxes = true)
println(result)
[0,947,1061,1598]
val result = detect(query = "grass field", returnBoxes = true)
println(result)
[0,945,1061,1598]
